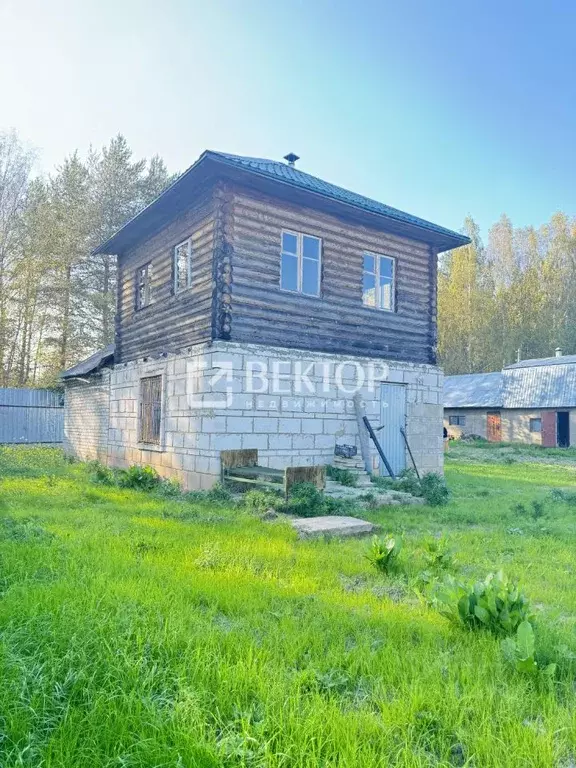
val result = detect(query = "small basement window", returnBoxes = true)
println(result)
[530,417,542,433]
[174,238,192,292]
[135,263,153,309]
[280,230,321,296]
[449,415,466,426]
[363,253,395,311]
[139,375,163,445]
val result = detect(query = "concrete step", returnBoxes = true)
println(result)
[292,515,375,538]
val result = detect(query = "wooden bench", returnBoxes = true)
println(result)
[220,449,325,498]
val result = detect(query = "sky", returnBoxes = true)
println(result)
[1,0,575,236]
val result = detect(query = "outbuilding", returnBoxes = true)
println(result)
[444,351,576,447]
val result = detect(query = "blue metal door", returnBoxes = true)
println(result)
[380,383,406,476]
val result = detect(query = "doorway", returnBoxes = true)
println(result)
[487,411,502,442]
[557,411,570,448]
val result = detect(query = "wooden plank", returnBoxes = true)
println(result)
[285,465,326,495]
[220,449,259,470]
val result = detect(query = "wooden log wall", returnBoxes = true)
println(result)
[226,185,437,364]
[116,188,217,363]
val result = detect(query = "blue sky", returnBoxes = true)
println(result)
[1,0,575,236]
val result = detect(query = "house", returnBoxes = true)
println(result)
[62,150,468,489]
[444,350,576,447]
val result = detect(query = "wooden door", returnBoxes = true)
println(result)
[541,411,557,447]
[487,411,502,442]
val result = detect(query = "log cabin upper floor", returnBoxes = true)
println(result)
[94,151,469,367]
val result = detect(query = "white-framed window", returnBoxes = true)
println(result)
[135,262,153,310]
[449,414,466,426]
[530,417,542,433]
[280,230,321,296]
[174,238,192,293]
[139,375,163,445]
[362,252,395,311]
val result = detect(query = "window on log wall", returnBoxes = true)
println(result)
[139,375,163,444]
[280,230,321,296]
[362,253,395,311]
[174,238,192,293]
[135,263,153,309]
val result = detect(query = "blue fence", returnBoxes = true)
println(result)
[0,388,64,444]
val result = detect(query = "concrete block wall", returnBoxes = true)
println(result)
[63,371,111,462]
[106,341,443,490]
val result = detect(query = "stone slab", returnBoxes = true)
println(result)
[292,515,375,538]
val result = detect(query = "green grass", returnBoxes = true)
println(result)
[1,446,576,766]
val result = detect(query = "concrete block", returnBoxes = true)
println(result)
[254,417,279,433]
[279,418,302,434]
[292,516,375,538]
[302,418,323,434]
[242,434,269,450]
[210,433,242,451]
[292,434,315,449]
[268,434,292,449]
[226,416,253,433]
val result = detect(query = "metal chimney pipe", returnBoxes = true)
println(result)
[555,347,563,357]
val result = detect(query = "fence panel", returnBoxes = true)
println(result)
[0,388,64,444]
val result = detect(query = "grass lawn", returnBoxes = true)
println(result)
[1,445,576,767]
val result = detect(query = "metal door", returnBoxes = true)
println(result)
[542,411,557,447]
[487,411,501,442]
[380,383,406,476]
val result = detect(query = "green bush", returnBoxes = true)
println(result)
[117,465,162,491]
[395,469,422,496]
[550,488,576,505]
[430,570,532,637]
[279,483,325,517]
[155,478,182,498]
[88,460,117,486]
[366,535,402,575]
[530,500,546,520]
[422,536,454,571]
[326,465,357,487]
[419,473,450,506]
[371,470,450,507]
[205,482,233,503]
[277,483,356,518]
[501,621,556,677]
[243,489,282,515]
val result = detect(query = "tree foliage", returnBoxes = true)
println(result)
[438,212,576,374]
[0,131,173,386]
[2,128,574,384]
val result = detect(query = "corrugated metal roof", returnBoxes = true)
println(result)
[444,372,503,408]
[209,152,469,244]
[61,344,114,379]
[504,354,576,369]
[502,364,576,408]
[93,150,470,255]
[445,355,576,409]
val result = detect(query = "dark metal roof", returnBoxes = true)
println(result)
[445,354,576,410]
[444,372,503,408]
[61,344,115,379]
[208,152,469,245]
[93,150,470,255]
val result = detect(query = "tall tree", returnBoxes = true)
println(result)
[0,131,35,385]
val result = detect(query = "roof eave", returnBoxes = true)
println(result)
[206,153,470,252]
[92,150,470,256]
